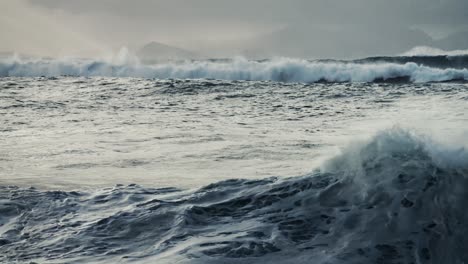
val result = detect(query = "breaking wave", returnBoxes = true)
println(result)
[1,56,468,83]
[1,128,468,263]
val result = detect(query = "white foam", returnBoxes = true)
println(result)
[1,56,468,83]
[320,127,468,208]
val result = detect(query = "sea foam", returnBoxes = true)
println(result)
[1,128,467,263]
[1,56,468,83]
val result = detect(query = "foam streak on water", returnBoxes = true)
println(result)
[1,73,468,263]
[1,129,468,263]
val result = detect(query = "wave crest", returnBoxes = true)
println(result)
[1,56,468,83]
[1,128,467,263]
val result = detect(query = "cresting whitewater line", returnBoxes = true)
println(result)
[1,57,468,83]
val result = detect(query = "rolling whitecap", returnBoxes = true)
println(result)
[1,56,468,83]
[1,128,467,263]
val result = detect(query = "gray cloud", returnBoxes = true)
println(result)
[1,0,467,58]
[29,0,468,25]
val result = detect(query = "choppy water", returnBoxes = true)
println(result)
[1,71,468,263]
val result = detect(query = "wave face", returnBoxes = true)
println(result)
[1,56,468,83]
[1,128,467,263]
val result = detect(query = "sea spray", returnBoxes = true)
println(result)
[1,56,468,83]
[1,128,467,263]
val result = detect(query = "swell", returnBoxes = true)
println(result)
[1,128,467,263]
[1,57,468,83]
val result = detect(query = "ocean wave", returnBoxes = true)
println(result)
[1,56,468,83]
[1,128,467,263]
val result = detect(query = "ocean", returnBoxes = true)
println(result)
[1,55,468,263]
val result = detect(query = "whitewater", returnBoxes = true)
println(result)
[1,54,468,263]
[2,55,468,83]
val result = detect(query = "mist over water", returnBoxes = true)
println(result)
[3,0,468,59]
[1,1,468,263]
[402,46,468,57]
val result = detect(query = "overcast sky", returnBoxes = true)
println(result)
[1,0,467,58]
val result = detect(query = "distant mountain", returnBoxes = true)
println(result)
[242,25,433,59]
[434,31,468,51]
[137,41,199,62]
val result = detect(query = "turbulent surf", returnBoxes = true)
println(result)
[1,129,468,263]
[1,55,468,83]
[1,51,468,263]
